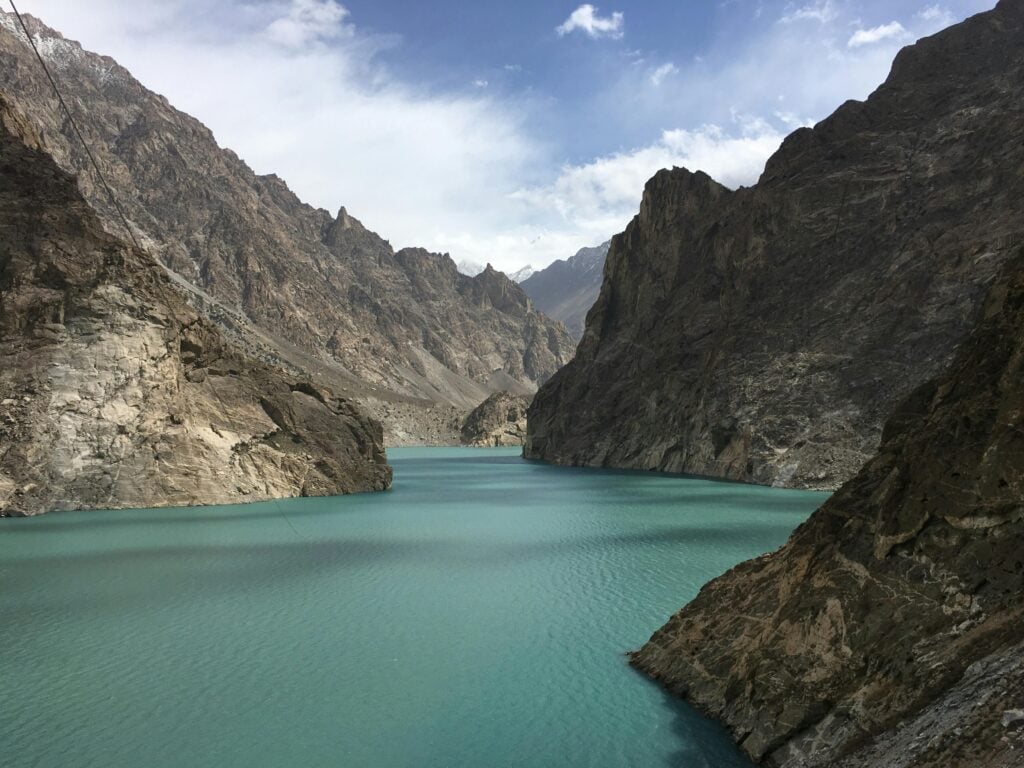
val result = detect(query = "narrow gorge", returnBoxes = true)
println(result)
[1,2,1020,767]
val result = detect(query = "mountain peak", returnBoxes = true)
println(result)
[333,205,364,231]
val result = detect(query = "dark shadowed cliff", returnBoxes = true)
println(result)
[632,243,1024,766]
[526,1,1024,489]
[0,12,573,439]
[0,97,391,515]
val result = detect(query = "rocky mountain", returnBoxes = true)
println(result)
[520,241,610,339]
[0,96,391,516]
[526,1,1024,490]
[0,12,574,439]
[460,392,531,446]
[631,243,1024,767]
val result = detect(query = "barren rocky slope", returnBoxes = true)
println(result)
[0,12,573,438]
[521,241,610,339]
[527,1,1024,489]
[631,245,1024,767]
[0,97,391,516]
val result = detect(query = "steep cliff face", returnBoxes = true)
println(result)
[0,98,391,516]
[0,12,573,427]
[631,247,1024,766]
[460,392,531,447]
[527,1,1024,489]
[520,241,610,339]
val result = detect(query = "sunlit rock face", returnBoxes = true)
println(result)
[527,0,1024,491]
[460,392,532,446]
[0,98,391,516]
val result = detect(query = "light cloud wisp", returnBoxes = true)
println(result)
[556,4,625,39]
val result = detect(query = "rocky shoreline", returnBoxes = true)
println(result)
[631,246,1024,766]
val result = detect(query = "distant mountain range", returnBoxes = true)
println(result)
[520,242,610,339]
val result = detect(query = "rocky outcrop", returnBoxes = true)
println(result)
[632,244,1024,765]
[460,392,531,447]
[0,12,573,437]
[520,241,610,339]
[526,1,1024,489]
[0,97,391,516]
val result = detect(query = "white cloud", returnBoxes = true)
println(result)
[779,0,837,24]
[265,0,351,48]
[847,21,909,47]
[511,119,787,242]
[774,110,814,129]
[556,4,624,39]
[649,62,678,86]
[918,4,956,27]
[472,78,489,87]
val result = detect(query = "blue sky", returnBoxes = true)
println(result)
[22,1,996,270]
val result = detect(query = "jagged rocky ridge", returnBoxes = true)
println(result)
[0,97,391,516]
[0,12,573,438]
[526,1,1024,489]
[460,392,531,446]
[631,244,1024,767]
[520,241,610,339]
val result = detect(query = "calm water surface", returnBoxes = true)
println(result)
[1,447,828,768]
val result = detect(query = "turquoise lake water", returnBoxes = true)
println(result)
[0,447,828,768]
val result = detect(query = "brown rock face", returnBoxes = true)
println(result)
[460,392,532,447]
[0,12,573,434]
[527,1,1024,490]
[632,247,1024,766]
[0,98,391,516]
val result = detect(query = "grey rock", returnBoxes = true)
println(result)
[1002,710,1024,729]
[520,241,610,340]
[632,241,1024,766]
[526,1,1024,490]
